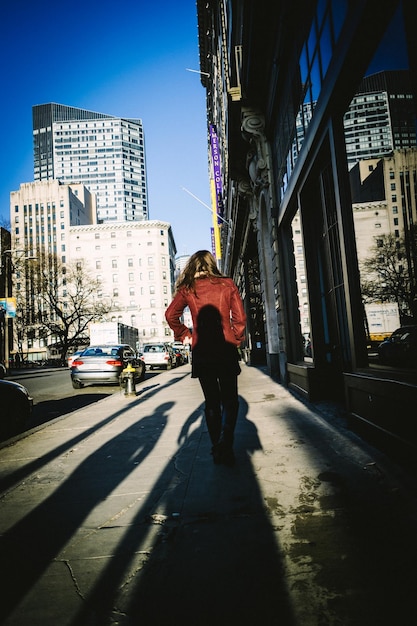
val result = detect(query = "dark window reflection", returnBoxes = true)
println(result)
[348,4,417,373]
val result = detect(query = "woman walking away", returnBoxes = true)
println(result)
[165,250,246,466]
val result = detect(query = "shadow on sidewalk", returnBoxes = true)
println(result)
[70,396,297,626]
[0,387,296,625]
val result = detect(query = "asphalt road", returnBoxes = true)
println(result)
[8,366,162,430]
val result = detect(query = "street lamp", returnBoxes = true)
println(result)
[0,249,36,372]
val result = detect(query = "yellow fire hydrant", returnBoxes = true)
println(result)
[121,362,136,396]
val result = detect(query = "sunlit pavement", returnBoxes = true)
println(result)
[0,362,416,625]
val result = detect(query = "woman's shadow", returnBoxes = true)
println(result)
[71,396,296,626]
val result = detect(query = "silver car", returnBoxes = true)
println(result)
[70,344,145,389]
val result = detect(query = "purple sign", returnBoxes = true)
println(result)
[209,124,224,222]
[210,227,216,257]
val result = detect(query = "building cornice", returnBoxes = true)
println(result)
[69,220,172,233]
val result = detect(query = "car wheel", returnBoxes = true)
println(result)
[378,352,387,365]
[72,379,83,389]
[0,414,16,441]
[0,398,29,441]
[166,362,172,370]
[14,397,30,430]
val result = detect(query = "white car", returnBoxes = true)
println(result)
[67,350,85,369]
[140,343,173,370]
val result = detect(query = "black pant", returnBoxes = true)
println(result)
[199,371,238,415]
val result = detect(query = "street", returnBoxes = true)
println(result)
[5,363,416,479]
[8,366,164,431]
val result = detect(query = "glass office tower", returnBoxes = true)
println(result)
[33,103,148,223]
[344,70,416,169]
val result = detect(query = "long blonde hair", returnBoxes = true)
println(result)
[175,250,224,293]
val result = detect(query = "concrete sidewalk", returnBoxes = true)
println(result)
[0,363,416,625]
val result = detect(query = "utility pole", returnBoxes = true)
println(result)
[0,250,36,371]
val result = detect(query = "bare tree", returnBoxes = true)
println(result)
[0,218,11,230]
[17,255,112,363]
[360,230,417,323]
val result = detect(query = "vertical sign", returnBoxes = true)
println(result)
[210,227,216,256]
[209,124,223,261]
[209,124,224,222]
[210,179,221,260]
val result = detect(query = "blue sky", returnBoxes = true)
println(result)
[0,0,213,257]
[0,2,410,258]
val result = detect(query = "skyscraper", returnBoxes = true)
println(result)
[32,103,148,223]
[344,70,416,169]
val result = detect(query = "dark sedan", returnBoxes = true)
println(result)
[0,379,33,441]
[377,325,417,367]
[70,344,145,389]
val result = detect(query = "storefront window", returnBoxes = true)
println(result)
[345,4,417,374]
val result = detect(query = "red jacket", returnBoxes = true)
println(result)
[165,276,246,348]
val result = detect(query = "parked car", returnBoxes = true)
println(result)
[70,344,145,389]
[0,379,33,441]
[377,325,417,367]
[171,343,187,366]
[141,343,174,370]
[67,350,85,369]
[172,347,183,366]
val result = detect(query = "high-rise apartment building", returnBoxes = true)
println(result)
[33,103,148,223]
[344,70,416,169]
[9,179,177,359]
[10,180,96,257]
[350,148,417,256]
[9,180,97,361]
[69,221,177,347]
